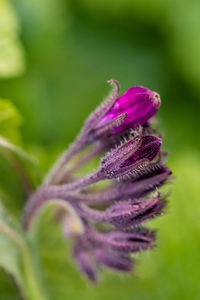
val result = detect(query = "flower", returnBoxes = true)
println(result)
[82,80,161,143]
[24,80,172,283]
[99,86,161,134]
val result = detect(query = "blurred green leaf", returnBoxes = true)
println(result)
[0,134,41,196]
[0,202,24,295]
[0,135,36,165]
[0,0,25,78]
[0,98,41,198]
[0,98,25,213]
[0,98,22,143]
[0,201,48,300]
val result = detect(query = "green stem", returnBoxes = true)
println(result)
[0,220,47,300]
[21,246,47,300]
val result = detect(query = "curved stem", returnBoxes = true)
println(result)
[76,203,105,222]
[73,185,119,205]
[26,199,84,237]
[24,170,104,231]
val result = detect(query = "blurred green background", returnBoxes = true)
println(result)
[0,0,200,299]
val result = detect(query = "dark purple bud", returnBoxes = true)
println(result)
[131,198,167,226]
[78,167,171,205]
[124,226,157,240]
[101,130,142,171]
[75,193,166,228]
[104,194,161,227]
[103,230,156,253]
[93,248,133,272]
[117,167,171,198]
[73,241,98,283]
[99,86,161,134]
[100,132,162,181]
[120,136,162,168]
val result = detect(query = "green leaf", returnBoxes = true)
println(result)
[0,98,41,194]
[0,98,22,143]
[0,0,25,78]
[0,202,23,290]
[0,135,36,165]
[0,134,41,195]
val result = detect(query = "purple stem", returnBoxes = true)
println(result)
[23,170,104,230]
[76,203,106,222]
[57,143,105,183]
[43,134,88,186]
[74,185,119,204]
[43,80,120,186]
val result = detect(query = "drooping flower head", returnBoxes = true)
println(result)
[24,79,172,283]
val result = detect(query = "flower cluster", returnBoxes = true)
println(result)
[24,80,172,282]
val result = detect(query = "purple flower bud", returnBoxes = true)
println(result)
[105,194,161,227]
[100,133,162,181]
[118,167,171,198]
[120,136,162,168]
[93,248,133,272]
[99,86,161,134]
[101,130,142,171]
[132,198,167,226]
[79,167,171,205]
[103,230,156,253]
[73,241,98,283]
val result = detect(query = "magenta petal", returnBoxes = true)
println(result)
[99,86,161,134]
